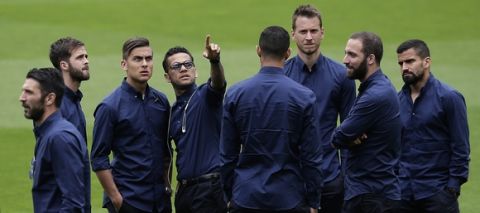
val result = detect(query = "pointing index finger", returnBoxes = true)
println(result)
[205,34,211,48]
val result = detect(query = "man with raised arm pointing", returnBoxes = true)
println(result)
[162,35,227,213]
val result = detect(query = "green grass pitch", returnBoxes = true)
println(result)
[1,0,479,212]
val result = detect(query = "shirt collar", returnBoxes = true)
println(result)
[259,66,284,75]
[401,72,436,95]
[358,69,384,93]
[176,84,198,101]
[64,87,83,101]
[293,55,324,73]
[33,111,62,138]
[120,78,151,100]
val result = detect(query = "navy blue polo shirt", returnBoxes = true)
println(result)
[285,55,356,183]
[91,80,171,212]
[221,66,323,210]
[32,111,90,212]
[61,87,87,142]
[170,79,225,180]
[398,74,469,200]
[331,70,401,201]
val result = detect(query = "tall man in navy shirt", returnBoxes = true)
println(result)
[20,67,90,212]
[396,39,470,213]
[331,32,401,213]
[91,37,172,213]
[162,35,227,213]
[50,37,90,142]
[221,26,323,213]
[284,5,356,212]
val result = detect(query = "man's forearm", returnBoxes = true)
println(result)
[95,169,122,205]
[210,61,225,90]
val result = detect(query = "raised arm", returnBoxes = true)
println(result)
[203,34,225,90]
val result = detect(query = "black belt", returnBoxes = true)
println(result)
[179,172,220,187]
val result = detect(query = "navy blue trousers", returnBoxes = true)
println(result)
[175,175,227,213]
[398,189,459,213]
[319,174,344,213]
[342,193,399,213]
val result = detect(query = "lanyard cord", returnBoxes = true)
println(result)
[165,97,174,192]
[181,89,198,133]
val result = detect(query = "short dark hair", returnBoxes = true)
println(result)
[162,46,195,73]
[26,67,65,107]
[350,31,383,65]
[292,4,322,30]
[122,37,150,59]
[396,39,430,59]
[259,26,290,60]
[49,37,85,70]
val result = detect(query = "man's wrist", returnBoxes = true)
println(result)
[209,58,220,64]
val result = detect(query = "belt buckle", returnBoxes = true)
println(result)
[181,179,188,185]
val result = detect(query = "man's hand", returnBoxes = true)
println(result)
[111,193,123,211]
[203,34,225,89]
[331,133,368,149]
[352,133,368,146]
[446,187,460,198]
[203,34,221,62]
[95,170,123,212]
[347,133,367,148]
[310,207,318,213]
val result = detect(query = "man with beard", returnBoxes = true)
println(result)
[91,37,172,213]
[20,68,90,212]
[284,5,356,212]
[330,32,401,213]
[162,35,227,213]
[396,39,469,213]
[50,37,90,142]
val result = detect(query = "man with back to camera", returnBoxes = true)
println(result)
[221,25,323,213]
[49,37,90,143]
[331,31,401,213]
[90,37,172,213]
[162,35,227,213]
[19,67,90,212]
[396,39,470,213]
[284,5,356,212]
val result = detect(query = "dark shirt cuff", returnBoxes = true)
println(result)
[207,78,227,92]
[306,200,320,209]
[306,190,321,209]
[91,157,111,171]
[447,177,461,192]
